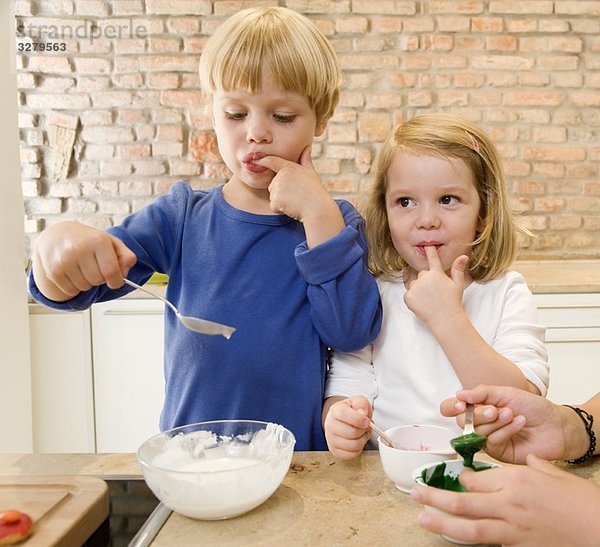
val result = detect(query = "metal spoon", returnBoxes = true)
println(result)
[370,420,401,449]
[450,403,487,468]
[122,278,236,339]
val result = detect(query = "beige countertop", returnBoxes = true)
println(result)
[513,259,600,294]
[26,260,600,304]
[2,452,599,546]
[133,259,600,296]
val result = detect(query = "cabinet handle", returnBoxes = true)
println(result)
[102,310,164,316]
[537,303,600,310]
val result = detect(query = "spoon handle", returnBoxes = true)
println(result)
[123,278,178,316]
[463,403,475,435]
[370,420,398,449]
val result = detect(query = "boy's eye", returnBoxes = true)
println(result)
[225,111,246,120]
[440,195,459,205]
[274,113,297,123]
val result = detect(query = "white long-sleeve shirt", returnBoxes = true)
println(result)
[325,271,549,444]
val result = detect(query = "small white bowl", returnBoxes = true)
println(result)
[138,420,295,520]
[412,458,501,545]
[378,424,457,493]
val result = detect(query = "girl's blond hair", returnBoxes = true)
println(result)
[366,113,525,282]
[198,7,341,126]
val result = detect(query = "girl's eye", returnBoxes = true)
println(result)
[440,195,459,205]
[398,197,413,208]
[225,111,246,120]
[274,114,296,123]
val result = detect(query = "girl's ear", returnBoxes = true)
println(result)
[315,119,328,137]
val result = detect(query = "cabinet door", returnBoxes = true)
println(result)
[29,306,95,452]
[534,294,600,405]
[91,299,165,452]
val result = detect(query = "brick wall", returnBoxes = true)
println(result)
[14,0,600,260]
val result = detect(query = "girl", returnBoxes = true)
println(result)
[323,114,549,459]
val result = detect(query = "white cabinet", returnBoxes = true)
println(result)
[29,306,95,452]
[29,298,166,454]
[91,299,165,452]
[534,293,600,405]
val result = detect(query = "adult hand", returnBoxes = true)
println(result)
[439,385,570,463]
[404,246,468,328]
[32,220,137,301]
[323,396,372,460]
[411,454,600,546]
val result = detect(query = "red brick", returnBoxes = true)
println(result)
[146,0,211,15]
[352,1,415,15]
[75,1,109,16]
[437,16,471,32]
[504,91,565,106]
[190,130,221,162]
[555,1,600,15]
[490,1,553,14]
[166,17,201,34]
[358,112,391,142]
[113,1,145,15]
[523,146,585,161]
[472,55,533,70]
[550,216,582,230]
[486,35,517,51]
[534,197,566,212]
[471,17,504,32]
[571,91,600,107]
[336,15,368,33]
[533,127,567,143]
[161,90,203,107]
[147,73,180,89]
[429,1,483,14]
[328,124,357,144]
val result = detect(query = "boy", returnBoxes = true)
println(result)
[29,7,382,450]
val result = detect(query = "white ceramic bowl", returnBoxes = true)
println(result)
[412,458,501,545]
[138,420,295,520]
[378,424,457,493]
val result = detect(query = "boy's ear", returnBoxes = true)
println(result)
[314,119,328,137]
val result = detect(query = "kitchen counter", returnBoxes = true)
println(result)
[513,259,600,294]
[130,259,600,296]
[2,452,599,545]
[25,260,600,304]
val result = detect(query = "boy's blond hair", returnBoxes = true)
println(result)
[366,113,524,282]
[199,7,341,126]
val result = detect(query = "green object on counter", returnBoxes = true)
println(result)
[450,432,487,468]
[421,462,466,492]
[148,273,169,285]
[421,461,495,492]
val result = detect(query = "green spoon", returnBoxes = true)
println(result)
[450,404,487,468]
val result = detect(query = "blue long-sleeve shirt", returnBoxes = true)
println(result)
[29,183,382,450]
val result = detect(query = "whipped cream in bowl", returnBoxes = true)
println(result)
[137,420,295,519]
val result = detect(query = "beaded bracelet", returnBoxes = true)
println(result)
[564,405,597,465]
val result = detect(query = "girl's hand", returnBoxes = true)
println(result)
[254,147,345,247]
[32,220,137,302]
[411,454,600,546]
[323,396,372,459]
[404,246,468,328]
